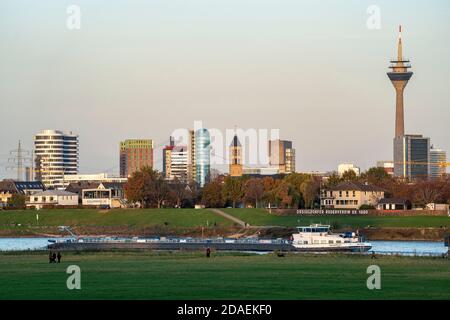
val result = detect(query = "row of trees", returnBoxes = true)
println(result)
[124,167,194,208]
[326,167,450,206]
[124,166,450,209]
[203,174,322,209]
[125,167,323,209]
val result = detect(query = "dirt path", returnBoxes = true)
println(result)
[209,209,247,227]
[208,209,285,230]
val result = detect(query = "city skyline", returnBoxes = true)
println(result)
[1,0,449,179]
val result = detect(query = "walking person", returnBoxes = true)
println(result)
[49,251,53,263]
[57,252,62,263]
[52,252,57,263]
[206,247,211,258]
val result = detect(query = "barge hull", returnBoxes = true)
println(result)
[48,242,371,252]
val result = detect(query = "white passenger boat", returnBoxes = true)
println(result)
[292,224,371,252]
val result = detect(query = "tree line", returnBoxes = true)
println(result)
[3,166,447,210]
[326,167,450,207]
[124,166,450,209]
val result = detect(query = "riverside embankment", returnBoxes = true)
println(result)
[0,208,448,241]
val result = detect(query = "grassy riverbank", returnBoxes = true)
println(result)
[0,208,447,239]
[0,209,232,237]
[222,208,449,228]
[0,251,448,300]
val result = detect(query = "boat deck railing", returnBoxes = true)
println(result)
[67,237,292,245]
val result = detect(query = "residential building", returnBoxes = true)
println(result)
[269,139,295,173]
[429,147,447,179]
[394,134,430,179]
[195,128,211,187]
[81,182,126,208]
[11,181,45,195]
[0,180,16,208]
[67,182,124,199]
[27,190,78,209]
[321,181,385,209]
[119,139,153,178]
[34,130,79,189]
[376,161,394,176]
[377,198,411,210]
[65,181,100,200]
[338,163,360,176]
[229,135,243,177]
[0,180,46,207]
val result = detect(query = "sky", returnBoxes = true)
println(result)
[0,0,449,178]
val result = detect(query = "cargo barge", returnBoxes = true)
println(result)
[48,224,371,253]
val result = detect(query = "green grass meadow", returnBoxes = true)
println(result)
[0,209,231,230]
[0,251,448,300]
[1,209,448,233]
[222,209,450,228]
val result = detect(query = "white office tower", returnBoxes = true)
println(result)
[430,146,447,179]
[338,163,360,176]
[170,146,189,182]
[34,130,79,189]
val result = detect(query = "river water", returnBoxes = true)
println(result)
[369,241,447,256]
[0,238,447,256]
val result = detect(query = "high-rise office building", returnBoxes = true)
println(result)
[25,167,33,181]
[119,139,153,178]
[429,147,447,179]
[34,130,79,189]
[170,146,189,182]
[338,163,360,176]
[269,139,296,173]
[394,135,430,179]
[162,137,175,179]
[376,161,394,176]
[195,128,211,187]
[229,135,243,177]
[162,137,189,182]
[187,130,196,182]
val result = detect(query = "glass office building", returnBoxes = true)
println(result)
[195,128,211,187]
[394,134,430,179]
[430,147,446,179]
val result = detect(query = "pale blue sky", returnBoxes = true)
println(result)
[0,0,449,177]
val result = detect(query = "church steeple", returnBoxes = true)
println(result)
[230,134,241,148]
[229,133,243,177]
